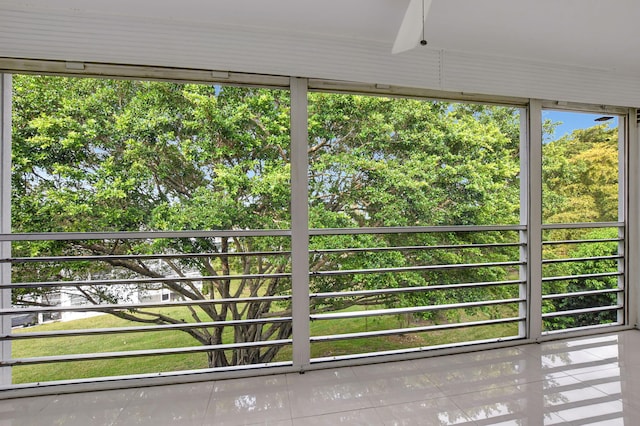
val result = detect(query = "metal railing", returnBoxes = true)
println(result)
[2,230,294,379]
[541,223,625,334]
[306,225,527,361]
[0,222,629,384]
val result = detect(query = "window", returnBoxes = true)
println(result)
[541,110,625,332]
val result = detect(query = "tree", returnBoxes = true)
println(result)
[307,96,522,319]
[541,124,621,330]
[543,124,618,225]
[12,75,521,367]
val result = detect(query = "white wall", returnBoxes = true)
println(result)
[1,4,640,107]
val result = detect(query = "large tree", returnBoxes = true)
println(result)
[11,75,521,367]
[543,124,618,224]
[541,124,621,330]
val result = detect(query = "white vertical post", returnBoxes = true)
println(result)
[527,100,543,340]
[518,108,528,338]
[627,111,639,328]
[618,114,628,325]
[290,77,310,370]
[0,73,11,385]
[521,104,544,426]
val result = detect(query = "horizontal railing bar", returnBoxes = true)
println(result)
[2,317,292,340]
[541,272,623,282]
[542,288,623,300]
[309,225,525,236]
[542,322,625,335]
[4,250,292,264]
[0,295,291,315]
[312,260,524,277]
[542,238,621,246]
[310,316,525,342]
[311,279,525,299]
[3,242,523,264]
[0,225,526,243]
[312,242,524,255]
[5,259,523,289]
[542,255,623,264]
[310,336,524,364]
[311,298,523,321]
[542,305,623,318]
[0,229,292,242]
[541,222,623,230]
[7,272,292,289]
[0,339,293,366]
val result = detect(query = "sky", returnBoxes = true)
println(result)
[543,110,618,142]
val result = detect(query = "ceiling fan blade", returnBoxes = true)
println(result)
[392,0,432,54]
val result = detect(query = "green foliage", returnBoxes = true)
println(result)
[12,75,524,370]
[543,124,618,224]
[308,96,520,228]
[543,228,620,331]
[306,95,521,320]
[540,122,622,331]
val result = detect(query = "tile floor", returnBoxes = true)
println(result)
[2,330,640,425]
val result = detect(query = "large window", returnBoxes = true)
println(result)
[0,71,631,387]
[541,110,625,332]
[9,75,294,382]
[306,93,524,358]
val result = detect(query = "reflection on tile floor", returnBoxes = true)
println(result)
[2,330,640,425]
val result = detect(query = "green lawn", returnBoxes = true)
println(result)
[12,307,214,383]
[12,305,519,384]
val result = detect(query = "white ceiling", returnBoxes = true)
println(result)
[11,0,640,74]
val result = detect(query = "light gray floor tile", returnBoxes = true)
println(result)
[2,331,640,425]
